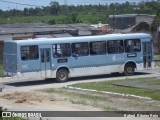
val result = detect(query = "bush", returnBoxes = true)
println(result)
[48,19,56,25]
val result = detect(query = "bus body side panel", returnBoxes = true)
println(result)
[51,56,73,78]
[17,60,41,79]
[16,45,41,79]
[69,54,124,77]
[69,55,108,77]
[123,51,144,71]
[3,42,17,76]
[122,37,154,71]
[4,33,154,80]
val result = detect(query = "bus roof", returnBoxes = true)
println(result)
[7,33,152,46]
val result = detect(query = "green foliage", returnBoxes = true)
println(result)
[71,78,160,101]
[71,13,77,23]
[50,1,59,15]
[55,16,72,24]
[48,19,56,25]
[150,12,160,32]
[0,64,4,77]
[0,1,159,24]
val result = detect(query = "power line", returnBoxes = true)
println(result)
[0,0,42,7]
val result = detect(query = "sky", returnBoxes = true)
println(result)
[0,0,152,11]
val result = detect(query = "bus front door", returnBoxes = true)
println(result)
[143,42,152,69]
[40,48,51,78]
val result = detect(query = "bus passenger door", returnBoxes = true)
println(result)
[40,48,51,78]
[142,42,152,69]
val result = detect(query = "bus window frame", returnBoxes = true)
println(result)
[124,39,141,53]
[107,40,124,54]
[90,41,106,56]
[72,42,89,57]
[21,45,39,61]
[53,43,71,58]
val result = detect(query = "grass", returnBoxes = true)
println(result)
[155,61,160,67]
[0,16,54,24]
[154,55,160,67]
[154,55,160,60]
[38,88,118,111]
[143,80,160,86]
[0,64,4,77]
[38,77,160,111]
[0,13,109,24]
[71,77,160,101]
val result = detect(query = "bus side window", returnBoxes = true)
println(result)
[125,39,141,53]
[53,43,71,58]
[72,49,79,57]
[21,55,27,60]
[21,45,39,61]
[90,41,106,55]
[107,40,123,54]
[72,42,89,57]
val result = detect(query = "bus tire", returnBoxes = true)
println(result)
[56,69,68,82]
[124,63,135,76]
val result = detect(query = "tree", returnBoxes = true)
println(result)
[50,1,59,15]
[150,11,160,32]
[71,13,78,23]
[24,8,28,16]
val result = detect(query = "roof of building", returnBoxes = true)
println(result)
[131,22,150,33]
[0,23,99,35]
[109,14,155,18]
[52,33,73,38]
[91,23,109,28]
[34,34,53,38]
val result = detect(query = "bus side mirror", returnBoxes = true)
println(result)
[72,53,78,57]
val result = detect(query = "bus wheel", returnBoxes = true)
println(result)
[56,69,68,82]
[124,64,134,76]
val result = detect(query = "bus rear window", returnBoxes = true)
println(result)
[21,45,39,60]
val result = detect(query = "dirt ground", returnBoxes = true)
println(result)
[0,87,160,120]
[0,91,102,111]
[0,68,160,119]
[0,89,160,112]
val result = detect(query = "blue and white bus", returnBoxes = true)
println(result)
[3,33,154,82]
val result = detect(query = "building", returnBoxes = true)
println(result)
[109,14,155,30]
[0,23,101,63]
[119,22,160,54]
[91,23,112,34]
